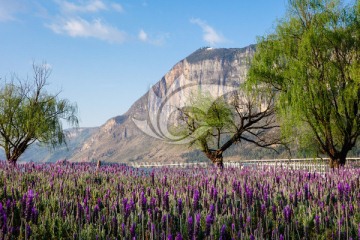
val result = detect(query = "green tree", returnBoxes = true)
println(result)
[178,89,280,168]
[0,63,79,165]
[248,0,360,167]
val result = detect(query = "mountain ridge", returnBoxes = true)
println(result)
[70,45,258,163]
[1,45,277,163]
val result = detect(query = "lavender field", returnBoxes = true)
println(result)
[0,162,359,239]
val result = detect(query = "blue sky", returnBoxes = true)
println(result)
[0,0,289,128]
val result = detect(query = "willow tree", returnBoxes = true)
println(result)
[248,0,360,167]
[0,63,78,165]
[178,89,280,168]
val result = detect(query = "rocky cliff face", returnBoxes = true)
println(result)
[71,45,256,163]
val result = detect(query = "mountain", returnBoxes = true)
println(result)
[69,45,274,164]
[1,45,282,164]
[0,127,98,163]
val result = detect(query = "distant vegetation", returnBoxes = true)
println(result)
[185,46,255,64]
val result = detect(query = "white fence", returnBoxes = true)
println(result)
[128,158,360,171]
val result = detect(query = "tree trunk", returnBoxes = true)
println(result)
[329,156,346,168]
[204,150,224,170]
[6,142,29,166]
[7,157,18,166]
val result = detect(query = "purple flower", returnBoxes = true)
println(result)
[245,187,253,206]
[6,199,11,215]
[161,211,166,222]
[349,203,354,215]
[163,175,167,186]
[279,234,284,240]
[130,223,136,238]
[23,189,35,222]
[344,183,351,200]
[275,176,281,184]
[340,217,345,226]
[337,182,344,200]
[177,198,183,215]
[283,205,292,223]
[93,204,100,221]
[272,204,277,220]
[86,187,91,198]
[0,203,7,235]
[122,198,128,211]
[194,213,201,237]
[209,204,215,218]
[210,187,218,201]
[261,204,266,216]
[163,192,169,212]
[175,232,183,240]
[96,198,103,208]
[140,191,147,212]
[85,206,90,223]
[193,189,200,211]
[31,207,38,224]
[150,197,156,209]
[187,216,193,239]
[314,215,320,233]
[76,202,83,221]
[205,214,213,236]
[151,171,155,186]
[246,216,251,225]
[121,222,126,237]
[304,183,310,200]
[219,224,228,240]
[111,216,118,236]
[26,224,31,239]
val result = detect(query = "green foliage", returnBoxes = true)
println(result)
[248,0,360,165]
[0,63,78,163]
[178,87,280,166]
[182,92,234,149]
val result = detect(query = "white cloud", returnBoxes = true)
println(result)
[111,3,124,13]
[57,0,107,13]
[48,17,127,43]
[150,33,170,46]
[0,0,26,22]
[43,62,53,70]
[190,18,226,46]
[137,29,169,46]
[47,1,128,44]
[138,29,148,42]
[0,9,15,22]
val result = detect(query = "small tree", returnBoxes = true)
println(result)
[0,63,79,165]
[178,89,281,168]
[248,0,360,168]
